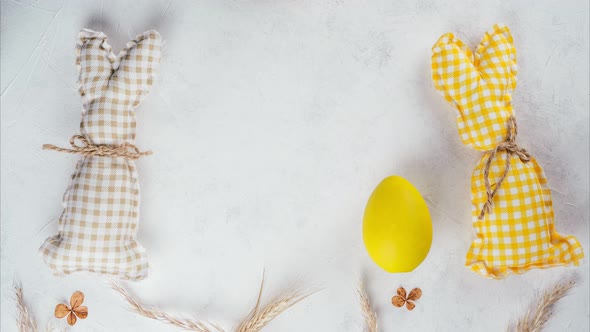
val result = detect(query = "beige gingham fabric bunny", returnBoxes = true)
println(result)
[39,29,161,280]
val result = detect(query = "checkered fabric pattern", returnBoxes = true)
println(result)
[39,29,161,280]
[431,24,583,279]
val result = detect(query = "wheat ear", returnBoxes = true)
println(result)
[111,282,224,332]
[235,272,316,332]
[510,276,577,332]
[15,284,37,332]
[357,281,377,332]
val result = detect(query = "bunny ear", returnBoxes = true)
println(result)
[474,24,517,103]
[77,29,117,100]
[431,32,480,114]
[112,31,162,108]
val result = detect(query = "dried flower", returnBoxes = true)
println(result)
[391,287,421,311]
[54,291,88,326]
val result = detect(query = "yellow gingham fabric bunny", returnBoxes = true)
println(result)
[431,24,583,278]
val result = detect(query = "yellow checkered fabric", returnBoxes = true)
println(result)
[431,24,584,278]
[39,29,161,280]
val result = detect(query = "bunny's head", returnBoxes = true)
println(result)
[76,29,161,145]
[431,24,517,151]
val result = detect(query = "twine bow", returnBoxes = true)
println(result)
[43,134,152,160]
[479,116,531,220]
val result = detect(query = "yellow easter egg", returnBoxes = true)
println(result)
[362,176,432,272]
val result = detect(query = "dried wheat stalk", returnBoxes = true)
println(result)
[112,273,315,332]
[15,283,67,332]
[235,273,316,332]
[111,282,224,332]
[357,282,377,332]
[15,285,38,332]
[509,276,577,332]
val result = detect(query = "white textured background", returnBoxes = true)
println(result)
[1,1,588,331]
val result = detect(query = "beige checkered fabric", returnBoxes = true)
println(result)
[40,29,161,280]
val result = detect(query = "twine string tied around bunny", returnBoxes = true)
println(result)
[43,134,152,160]
[479,116,531,220]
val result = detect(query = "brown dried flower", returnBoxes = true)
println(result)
[391,287,422,311]
[55,291,88,326]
